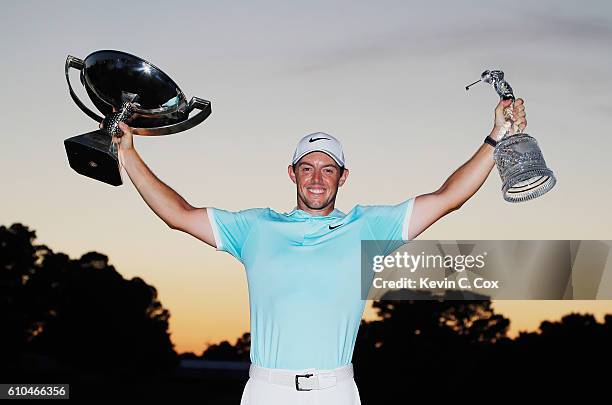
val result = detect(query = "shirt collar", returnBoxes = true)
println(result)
[285,207,346,219]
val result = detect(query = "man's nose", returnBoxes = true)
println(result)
[312,169,323,183]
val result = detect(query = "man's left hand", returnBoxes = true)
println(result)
[491,98,527,140]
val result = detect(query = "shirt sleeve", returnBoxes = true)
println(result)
[363,197,416,255]
[206,208,265,263]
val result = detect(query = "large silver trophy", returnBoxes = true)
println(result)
[466,70,556,202]
[64,50,211,186]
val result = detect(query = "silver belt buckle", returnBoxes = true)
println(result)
[295,373,314,391]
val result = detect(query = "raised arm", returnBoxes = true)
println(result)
[109,122,216,248]
[407,98,526,240]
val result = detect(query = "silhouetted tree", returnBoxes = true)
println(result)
[507,312,610,376]
[179,351,199,360]
[202,333,250,361]
[352,290,510,382]
[0,224,48,360]
[0,223,178,377]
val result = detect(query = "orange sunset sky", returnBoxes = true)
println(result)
[2,1,611,354]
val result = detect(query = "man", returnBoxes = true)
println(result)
[108,98,526,404]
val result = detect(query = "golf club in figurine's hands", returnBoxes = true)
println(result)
[466,69,556,202]
[64,50,212,186]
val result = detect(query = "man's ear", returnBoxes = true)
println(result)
[338,168,349,187]
[288,164,297,184]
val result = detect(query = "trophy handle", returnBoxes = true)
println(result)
[501,97,522,136]
[131,97,212,136]
[491,72,521,136]
[65,55,104,123]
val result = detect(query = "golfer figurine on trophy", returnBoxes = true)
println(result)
[466,69,556,202]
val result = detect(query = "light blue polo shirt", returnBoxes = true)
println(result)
[207,197,415,370]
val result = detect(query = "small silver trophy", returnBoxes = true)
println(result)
[466,70,556,202]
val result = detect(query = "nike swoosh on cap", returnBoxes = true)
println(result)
[309,137,330,143]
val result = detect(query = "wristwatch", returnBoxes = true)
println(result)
[484,135,498,147]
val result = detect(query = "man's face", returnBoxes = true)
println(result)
[288,151,349,211]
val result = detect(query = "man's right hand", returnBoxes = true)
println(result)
[114,122,134,151]
[99,121,134,151]
[99,120,134,168]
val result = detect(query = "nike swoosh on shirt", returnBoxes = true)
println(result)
[309,137,330,143]
[328,224,343,230]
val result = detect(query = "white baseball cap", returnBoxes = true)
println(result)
[291,132,345,167]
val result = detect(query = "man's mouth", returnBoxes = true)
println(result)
[306,187,325,195]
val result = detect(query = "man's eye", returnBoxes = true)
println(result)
[324,169,335,174]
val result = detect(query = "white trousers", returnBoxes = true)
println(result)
[240,363,361,405]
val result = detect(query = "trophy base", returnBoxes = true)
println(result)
[64,130,122,186]
[502,168,556,203]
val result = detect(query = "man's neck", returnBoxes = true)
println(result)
[295,201,335,217]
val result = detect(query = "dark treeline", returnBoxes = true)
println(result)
[1,223,610,401]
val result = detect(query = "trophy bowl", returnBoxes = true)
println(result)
[64,50,211,186]
[494,133,556,203]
